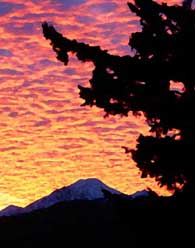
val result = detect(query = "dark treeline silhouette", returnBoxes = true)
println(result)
[42,0,195,199]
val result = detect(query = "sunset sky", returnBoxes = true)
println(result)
[0,0,183,210]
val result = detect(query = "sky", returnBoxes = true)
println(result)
[0,0,183,210]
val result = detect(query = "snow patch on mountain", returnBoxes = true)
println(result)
[24,178,123,212]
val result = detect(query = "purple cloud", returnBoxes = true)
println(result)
[12,12,54,20]
[31,87,49,94]
[56,116,66,122]
[44,99,67,105]
[4,22,38,35]
[8,112,18,118]
[0,2,24,15]
[62,24,81,31]
[87,2,118,13]
[0,69,23,75]
[64,68,77,75]
[46,110,64,114]
[34,119,51,127]
[50,0,87,9]
[1,107,11,112]
[39,59,58,66]
[111,35,126,44]
[75,15,97,24]
[0,49,13,57]
[97,22,120,30]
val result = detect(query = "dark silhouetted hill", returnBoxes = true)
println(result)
[0,192,194,247]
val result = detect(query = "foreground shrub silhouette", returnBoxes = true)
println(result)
[42,0,195,198]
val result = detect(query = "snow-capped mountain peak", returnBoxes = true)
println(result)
[63,178,122,200]
[0,178,154,217]
[24,178,123,212]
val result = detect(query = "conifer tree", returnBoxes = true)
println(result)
[42,0,195,197]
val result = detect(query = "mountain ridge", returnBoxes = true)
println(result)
[0,178,150,217]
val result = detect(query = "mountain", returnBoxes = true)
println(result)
[0,197,138,247]
[131,189,150,198]
[0,205,24,217]
[0,192,191,248]
[0,178,152,217]
[24,178,123,213]
[0,180,187,247]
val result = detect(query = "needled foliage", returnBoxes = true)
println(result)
[42,0,195,196]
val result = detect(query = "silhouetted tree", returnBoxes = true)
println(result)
[42,0,195,197]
